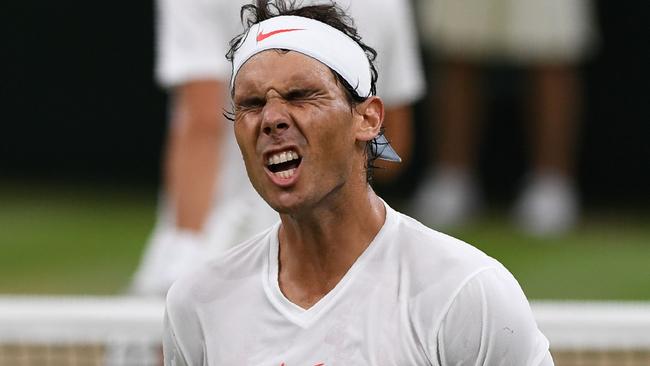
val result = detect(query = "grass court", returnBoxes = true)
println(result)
[1,182,649,300]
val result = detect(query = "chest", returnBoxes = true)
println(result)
[197,280,433,366]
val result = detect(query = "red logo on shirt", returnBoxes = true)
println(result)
[256,28,304,42]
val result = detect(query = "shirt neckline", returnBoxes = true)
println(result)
[262,200,397,328]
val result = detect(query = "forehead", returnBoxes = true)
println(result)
[233,50,339,96]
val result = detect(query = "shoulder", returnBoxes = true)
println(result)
[383,208,552,364]
[381,207,506,322]
[343,0,404,17]
[163,225,276,364]
[383,210,552,364]
[388,209,501,294]
[435,267,553,365]
[344,0,414,39]
[166,224,275,311]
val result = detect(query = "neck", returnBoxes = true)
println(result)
[276,186,386,309]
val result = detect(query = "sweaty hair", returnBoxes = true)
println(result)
[226,0,386,183]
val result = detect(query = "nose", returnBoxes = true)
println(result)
[261,97,290,136]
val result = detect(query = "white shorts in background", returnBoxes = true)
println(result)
[417,0,598,63]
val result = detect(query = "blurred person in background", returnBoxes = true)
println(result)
[129,0,424,296]
[411,0,597,236]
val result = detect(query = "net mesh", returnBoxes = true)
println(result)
[0,296,163,366]
[533,301,650,366]
[1,296,649,366]
[0,343,158,366]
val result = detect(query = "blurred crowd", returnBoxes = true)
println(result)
[130,0,598,297]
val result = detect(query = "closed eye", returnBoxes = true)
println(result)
[285,88,317,101]
[236,96,265,110]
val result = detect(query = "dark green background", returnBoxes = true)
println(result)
[1,1,648,206]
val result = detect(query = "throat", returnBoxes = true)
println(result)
[278,270,342,310]
[276,236,351,310]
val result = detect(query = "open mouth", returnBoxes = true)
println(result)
[267,150,302,179]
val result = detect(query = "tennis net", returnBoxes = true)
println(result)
[0,296,163,366]
[1,296,649,366]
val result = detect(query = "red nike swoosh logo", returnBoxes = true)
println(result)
[257,28,304,42]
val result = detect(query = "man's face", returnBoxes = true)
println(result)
[232,50,364,214]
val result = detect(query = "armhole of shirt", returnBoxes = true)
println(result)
[432,266,499,365]
[163,310,190,366]
[433,266,552,366]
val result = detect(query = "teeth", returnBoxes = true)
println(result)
[274,168,296,179]
[267,150,300,166]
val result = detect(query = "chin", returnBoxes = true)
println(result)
[264,193,312,216]
[266,199,301,215]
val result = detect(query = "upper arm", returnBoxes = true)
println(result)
[163,283,206,366]
[436,268,553,366]
[171,80,228,133]
[163,310,190,366]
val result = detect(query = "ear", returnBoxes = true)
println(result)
[354,96,384,143]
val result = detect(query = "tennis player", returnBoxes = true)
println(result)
[130,0,424,297]
[163,1,554,365]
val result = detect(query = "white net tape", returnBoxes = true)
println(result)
[0,296,163,344]
[533,301,650,350]
[1,296,649,365]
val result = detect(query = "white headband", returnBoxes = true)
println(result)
[231,15,372,97]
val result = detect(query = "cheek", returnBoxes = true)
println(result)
[321,111,356,149]
[306,110,357,168]
[233,123,245,152]
[234,123,263,188]
[234,122,256,160]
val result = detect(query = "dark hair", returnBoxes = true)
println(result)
[226,0,386,183]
